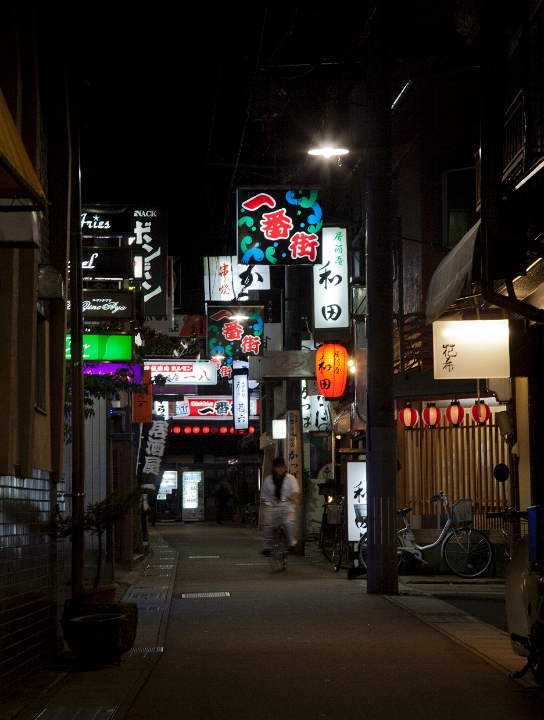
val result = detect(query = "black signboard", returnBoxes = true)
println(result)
[130,207,168,316]
[81,246,134,279]
[236,188,323,267]
[67,290,136,320]
[81,206,133,235]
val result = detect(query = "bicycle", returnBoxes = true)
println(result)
[331,499,349,572]
[358,490,494,578]
[321,500,342,565]
[261,501,289,572]
[243,503,259,529]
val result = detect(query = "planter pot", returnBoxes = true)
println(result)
[68,614,126,664]
[62,600,138,659]
[72,583,119,604]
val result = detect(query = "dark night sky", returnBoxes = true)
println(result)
[74,2,468,306]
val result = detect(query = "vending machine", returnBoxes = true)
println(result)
[182,470,205,521]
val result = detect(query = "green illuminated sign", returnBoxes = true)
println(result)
[65,334,133,361]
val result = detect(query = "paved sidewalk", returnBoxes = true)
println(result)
[3,528,538,720]
[4,528,178,720]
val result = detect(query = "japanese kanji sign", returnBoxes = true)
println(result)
[207,306,264,365]
[145,361,218,385]
[204,256,270,301]
[301,379,332,432]
[232,368,249,430]
[133,368,152,423]
[136,417,170,485]
[432,320,510,379]
[236,188,322,266]
[313,226,349,335]
[129,207,168,316]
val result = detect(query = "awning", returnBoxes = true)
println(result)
[425,220,481,325]
[0,87,46,206]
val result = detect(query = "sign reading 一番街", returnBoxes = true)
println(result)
[206,306,264,365]
[236,188,322,266]
[65,334,133,361]
[313,227,349,333]
[432,320,510,379]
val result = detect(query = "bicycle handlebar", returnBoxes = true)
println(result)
[486,510,528,521]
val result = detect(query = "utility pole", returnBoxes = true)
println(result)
[364,2,398,594]
[69,100,85,596]
[284,266,304,552]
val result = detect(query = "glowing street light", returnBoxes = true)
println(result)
[308,146,349,159]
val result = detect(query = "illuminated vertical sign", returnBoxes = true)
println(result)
[129,208,168,315]
[236,188,323,266]
[232,368,249,430]
[313,227,349,336]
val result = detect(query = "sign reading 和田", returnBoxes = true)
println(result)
[236,188,322,266]
[313,227,349,338]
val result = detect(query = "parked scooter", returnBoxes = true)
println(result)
[487,463,544,683]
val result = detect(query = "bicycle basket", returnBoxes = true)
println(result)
[452,499,473,528]
[261,503,289,526]
[326,504,341,525]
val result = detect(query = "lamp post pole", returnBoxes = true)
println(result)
[364,2,398,594]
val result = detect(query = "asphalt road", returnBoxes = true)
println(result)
[121,523,542,720]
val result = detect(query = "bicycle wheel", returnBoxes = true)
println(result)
[442,529,493,578]
[332,532,347,572]
[321,523,337,564]
[269,526,287,571]
[359,534,403,572]
[358,532,367,570]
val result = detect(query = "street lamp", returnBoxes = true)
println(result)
[308,146,349,159]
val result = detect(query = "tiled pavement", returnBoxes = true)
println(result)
[3,529,538,720]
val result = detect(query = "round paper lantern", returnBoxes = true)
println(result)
[421,403,442,427]
[315,344,348,398]
[398,405,419,429]
[445,401,465,427]
[471,401,491,425]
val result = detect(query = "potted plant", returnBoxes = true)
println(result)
[54,487,143,662]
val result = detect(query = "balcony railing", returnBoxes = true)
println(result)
[394,312,433,375]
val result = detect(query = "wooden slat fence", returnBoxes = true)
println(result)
[402,415,510,529]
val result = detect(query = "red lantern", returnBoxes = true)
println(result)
[471,401,491,425]
[445,401,465,427]
[398,405,419,429]
[421,403,442,427]
[315,344,348,398]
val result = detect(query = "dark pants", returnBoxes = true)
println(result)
[217,502,228,524]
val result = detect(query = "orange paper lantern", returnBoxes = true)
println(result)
[316,344,348,398]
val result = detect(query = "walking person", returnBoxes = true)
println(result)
[215,476,232,524]
[261,457,300,555]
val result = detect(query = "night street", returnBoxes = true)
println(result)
[120,523,543,720]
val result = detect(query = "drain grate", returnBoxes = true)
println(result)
[33,707,118,720]
[129,593,167,599]
[419,612,480,624]
[189,555,219,559]
[146,564,174,569]
[130,646,164,654]
[181,592,230,598]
